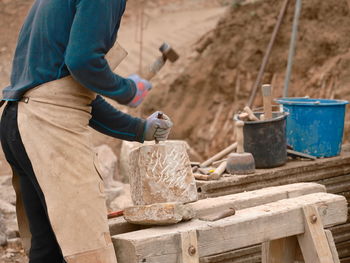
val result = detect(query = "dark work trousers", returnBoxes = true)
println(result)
[0,102,65,263]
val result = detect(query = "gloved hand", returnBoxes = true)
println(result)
[127,74,152,108]
[144,111,173,142]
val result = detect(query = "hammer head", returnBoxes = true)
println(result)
[226,152,255,175]
[159,43,179,62]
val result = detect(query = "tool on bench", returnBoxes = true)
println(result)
[243,106,259,121]
[199,207,236,221]
[227,121,255,175]
[142,43,179,80]
[287,149,317,160]
[107,210,124,219]
[200,143,237,168]
[155,112,164,144]
[194,161,227,181]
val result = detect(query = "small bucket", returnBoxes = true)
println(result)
[234,111,289,168]
[275,98,348,157]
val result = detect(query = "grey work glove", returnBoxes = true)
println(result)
[144,111,173,141]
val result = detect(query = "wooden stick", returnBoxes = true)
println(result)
[238,112,249,121]
[262,84,272,120]
[200,143,237,168]
[247,0,291,107]
[236,121,245,154]
[209,104,224,140]
[287,149,317,160]
[212,158,227,166]
[211,161,227,179]
[243,106,259,121]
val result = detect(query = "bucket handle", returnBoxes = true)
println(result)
[252,105,289,113]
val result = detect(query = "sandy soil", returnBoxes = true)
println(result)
[139,0,350,158]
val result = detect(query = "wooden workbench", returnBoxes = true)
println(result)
[195,146,350,263]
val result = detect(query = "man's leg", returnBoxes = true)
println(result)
[0,102,65,263]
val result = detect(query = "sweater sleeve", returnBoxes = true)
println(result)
[65,0,136,105]
[89,95,146,142]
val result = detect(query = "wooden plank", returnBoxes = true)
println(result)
[261,236,297,263]
[109,183,326,235]
[190,183,326,218]
[297,206,334,263]
[113,193,347,263]
[325,230,341,263]
[181,230,199,263]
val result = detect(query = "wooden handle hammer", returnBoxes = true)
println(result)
[142,43,179,80]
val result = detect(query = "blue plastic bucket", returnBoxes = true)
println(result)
[275,98,348,157]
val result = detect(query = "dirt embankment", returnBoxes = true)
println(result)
[140,0,350,159]
[0,0,33,88]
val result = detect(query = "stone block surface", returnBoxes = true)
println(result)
[129,141,198,205]
[123,202,195,225]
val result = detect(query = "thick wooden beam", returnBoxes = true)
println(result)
[109,183,326,235]
[113,193,347,263]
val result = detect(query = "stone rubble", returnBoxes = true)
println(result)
[0,175,17,246]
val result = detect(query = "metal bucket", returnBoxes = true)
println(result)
[234,112,289,168]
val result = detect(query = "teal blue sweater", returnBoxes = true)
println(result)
[3,0,145,142]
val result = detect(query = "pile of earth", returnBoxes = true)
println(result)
[139,0,350,159]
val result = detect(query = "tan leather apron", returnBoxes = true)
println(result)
[12,43,127,263]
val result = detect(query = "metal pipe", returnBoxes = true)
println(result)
[283,0,302,97]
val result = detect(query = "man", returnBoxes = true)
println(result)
[0,0,173,262]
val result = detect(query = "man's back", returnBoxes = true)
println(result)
[5,0,128,102]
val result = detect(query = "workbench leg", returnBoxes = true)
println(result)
[261,236,298,263]
[325,230,340,263]
[180,230,199,263]
[297,205,335,263]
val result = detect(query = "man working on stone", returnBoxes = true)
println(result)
[0,0,173,262]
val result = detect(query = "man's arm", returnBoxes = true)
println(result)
[89,96,146,142]
[65,0,136,105]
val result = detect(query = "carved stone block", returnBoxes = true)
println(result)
[129,141,198,205]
